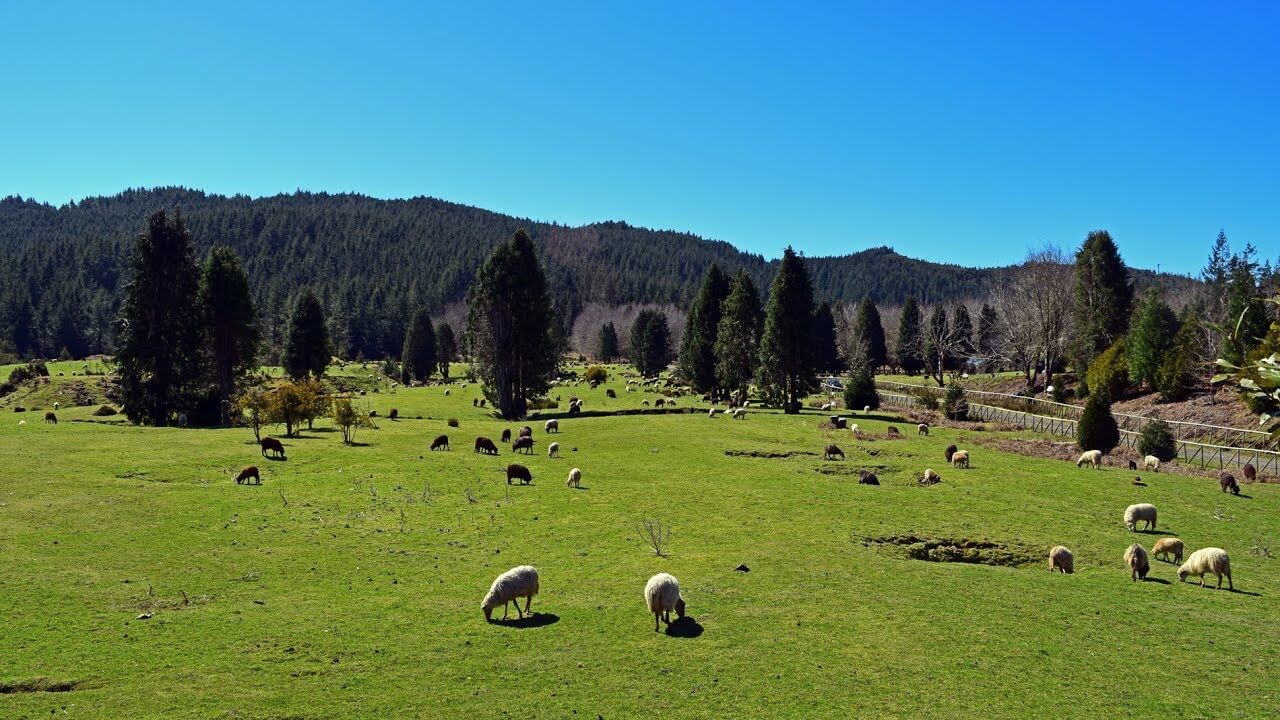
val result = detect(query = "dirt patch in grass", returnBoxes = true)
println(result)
[861,534,1040,567]
[725,449,819,459]
[815,464,894,477]
[0,677,83,694]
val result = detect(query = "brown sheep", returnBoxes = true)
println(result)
[886,426,901,437]
[260,437,285,458]
[858,470,880,485]
[506,463,533,485]
[519,426,533,438]
[513,436,535,454]
[430,434,449,451]
[501,428,512,443]
[1152,538,1184,564]
[917,423,929,436]
[1242,463,1257,483]
[951,450,970,469]
[44,411,57,424]
[234,466,261,485]
[606,388,617,398]
[472,398,478,407]
[388,408,398,421]
[1125,543,1150,581]
[1128,460,1138,471]
[945,444,957,463]
[1048,546,1074,574]
[474,436,499,455]
[824,444,844,460]
[1219,471,1239,495]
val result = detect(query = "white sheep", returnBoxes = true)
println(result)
[545,419,559,434]
[53,401,60,410]
[1142,455,1160,472]
[1178,547,1232,589]
[482,565,540,621]
[951,450,969,468]
[445,389,451,396]
[1124,503,1157,532]
[708,408,718,418]
[548,441,560,458]
[566,467,582,488]
[1124,543,1150,581]
[849,423,858,434]
[732,408,746,420]
[863,405,871,413]
[1048,546,1074,574]
[643,572,686,632]
[1077,450,1103,469]
[820,402,834,411]
[917,423,929,436]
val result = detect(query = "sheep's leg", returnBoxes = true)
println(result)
[654,612,660,632]
[503,601,510,620]
[523,594,532,615]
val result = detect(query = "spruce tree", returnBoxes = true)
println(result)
[198,246,259,425]
[1223,248,1270,365]
[435,322,456,379]
[756,247,818,413]
[1072,230,1133,373]
[1156,313,1200,402]
[895,296,924,375]
[1077,392,1121,453]
[282,287,331,379]
[811,302,842,374]
[715,270,764,399]
[400,308,437,383]
[1126,288,1179,389]
[464,230,557,419]
[851,296,887,369]
[114,210,203,425]
[628,309,673,377]
[597,322,619,362]
[677,264,730,392]
[950,303,974,371]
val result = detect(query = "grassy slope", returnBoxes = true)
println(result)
[1,367,1277,718]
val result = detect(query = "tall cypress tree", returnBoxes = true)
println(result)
[198,246,259,425]
[400,308,437,383]
[464,230,557,419]
[811,302,841,374]
[895,297,924,375]
[597,322,619,362]
[851,296,887,369]
[1126,288,1179,388]
[282,287,331,379]
[435,322,456,379]
[1072,230,1133,375]
[715,270,764,399]
[756,247,817,413]
[114,210,203,425]
[677,264,731,393]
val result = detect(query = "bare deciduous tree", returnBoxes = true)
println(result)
[994,246,1073,389]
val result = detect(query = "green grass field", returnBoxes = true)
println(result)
[2,367,1277,718]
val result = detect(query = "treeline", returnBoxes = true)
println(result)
[0,187,1100,361]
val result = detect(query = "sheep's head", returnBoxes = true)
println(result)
[675,598,686,619]
[482,595,497,621]
[1177,568,1189,583]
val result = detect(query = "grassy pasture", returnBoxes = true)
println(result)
[1,367,1278,718]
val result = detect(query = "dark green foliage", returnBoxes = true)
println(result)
[756,247,818,413]
[435,323,456,379]
[811,302,842,374]
[1136,419,1177,462]
[851,296,887,369]
[465,230,558,419]
[1085,339,1130,403]
[282,288,331,380]
[895,297,924,374]
[8,361,49,385]
[1077,393,1121,453]
[951,304,974,370]
[677,264,731,392]
[597,322,620,362]
[843,364,878,411]
[1126,288,1179,388]
[114,211,203,425]
[628,309,673,377]
[942,384,969,421]
[1222,250,1271,366]
[198,246,259,424]
[1072,230,1133,372]
[715,270,764,398]
[400,309,437,383]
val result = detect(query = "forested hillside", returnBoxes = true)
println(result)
[0,187,1177,360]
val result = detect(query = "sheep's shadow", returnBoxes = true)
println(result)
[1229,492,1253,499]
[492,612,560,629]
[570,485,589,491]
[665,616,704,638]
[1132,528,1167,535]
[1227,588,1262,597]
[1140,577,1171,585]
[262,455,288,462]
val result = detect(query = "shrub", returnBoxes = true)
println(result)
[842,365,879,411]
[1049,384,1068,403]
[331,398,372,444]
[92,405,118,416]
[1077,393,1120,452]
[8,361,50,385]
[1136,419,1177,462]
[1085,339,1129,402]
[447,417,459,428]
[583,365,609,385]
[942,384,969,421]
[913,387,939,410]
[527,397,559,410]
[0,382,14,398]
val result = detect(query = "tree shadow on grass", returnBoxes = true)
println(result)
[343,441,372,447]
[665,616,704,638]
[492,612,560,629]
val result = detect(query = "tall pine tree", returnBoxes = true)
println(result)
[628,309,673,377]
[282,287,331,379]
[1072,230,1133,377]
[851,296,887,369]
[715,270,764,399]
[597,322,619,362]
[435,322,457,379]
[756,247,817,413]
[677,264,731,393]
[811,302,842,374]
[400,308,437,383]
[1126,288,1179,388]
[198,246,259,425]
[115,210,204,425]
[895,297,924,375]
[950,304,974,371]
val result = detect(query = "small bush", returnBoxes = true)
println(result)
[1049,384,1068,403]
[842,366,879,411]
[1077,393,1120,453]
[913,387,939,410]
[528,398,559,410]
[0,381,15,397]
[8,361,50,385]
[583,365,609,385]
[93,405,118,416]
[447,417,459,428]
[942,384,969,421]
[1136,419,1177,462]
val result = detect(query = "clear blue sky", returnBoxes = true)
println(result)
[2,2,1277,274]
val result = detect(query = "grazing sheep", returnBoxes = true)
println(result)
[858,470,880,485]
[430,434,449,451]
[655,398,666,408]
[501,428,512,443]
[732,408,746,420]
[849,423,858,433]
[519,426,533,438]
[642,400,650,407]
[234,466,261,485]
[479,399,486,408]
[1242,463,1257,483]
[887,426,901,437]
[1142,455,1160,472]
[545,419,559,433]
[708,408,718,418]
[863,405,871,413]
[260,437,285,458]
[1048,546,1074,574]
[824,444,844,460]
[44,411,57,424]
[548,441,560,458]
[1152,538,1184,564]
[951,450,969,469]
[917,423,929,436]
[506,463,533,485]
[1128,459,1138,471]
[1178,547,1232,590]
[1219,471,1240,495]
[513,436,535,454]
[945,444,957,463]
[482,565,540,621]
[643,573,687,632]
[1124,503,1157,532]
[1125,543,1150,581]
[566,467,582,488]
[1077,450,1103,469]
[52,401,59,410]
[474,436,499,455]
[17,420,24,425]
[388,408,398,421]
[444,389,450,396]
[1132,476,1145,486]
[369,410,378,418]
[569,403,581,416]
[920,468,942,486]
[607,389,617,398]
[820,402,834,411]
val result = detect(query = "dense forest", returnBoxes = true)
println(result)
[0,187,1188,361]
